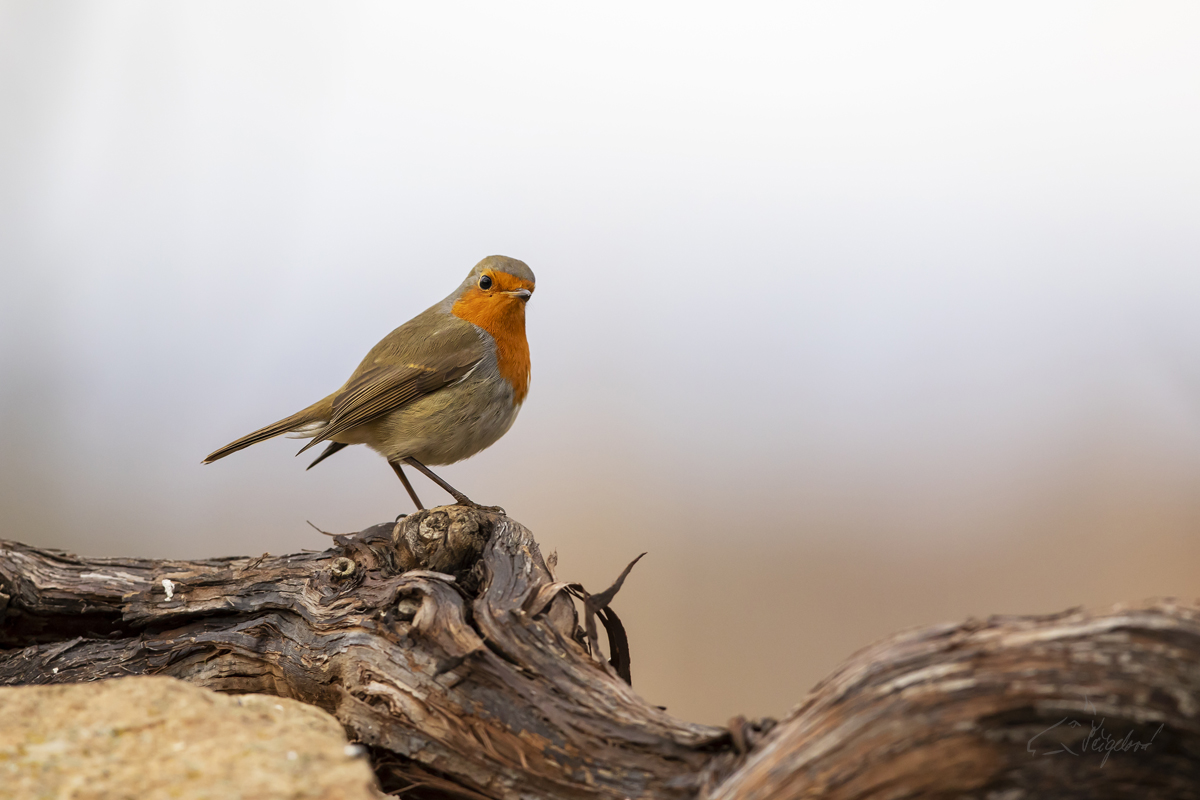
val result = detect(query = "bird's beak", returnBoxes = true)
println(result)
[505,289,532,301]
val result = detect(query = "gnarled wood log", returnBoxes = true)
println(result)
[1,507,1198,799]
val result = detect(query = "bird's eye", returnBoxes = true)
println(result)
[479,275,493,290]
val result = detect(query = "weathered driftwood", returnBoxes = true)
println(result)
[1,507,1198,799]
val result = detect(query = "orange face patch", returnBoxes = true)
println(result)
[451,270,534,405]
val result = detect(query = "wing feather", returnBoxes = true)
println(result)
[295,352,480,455]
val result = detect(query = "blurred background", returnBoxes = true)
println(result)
[2,2,1198,726]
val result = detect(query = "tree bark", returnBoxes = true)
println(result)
[1,507,1197,799]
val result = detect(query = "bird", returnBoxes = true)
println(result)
[202,255,535,513]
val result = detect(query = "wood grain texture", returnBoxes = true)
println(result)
[1,509,1197,799]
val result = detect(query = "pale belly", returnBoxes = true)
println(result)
[347,374,522,466]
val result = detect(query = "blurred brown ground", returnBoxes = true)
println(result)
[3,427,1197,726]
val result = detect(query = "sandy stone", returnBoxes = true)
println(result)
[0,676,381,800]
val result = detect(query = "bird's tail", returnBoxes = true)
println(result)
[202,399,331,464]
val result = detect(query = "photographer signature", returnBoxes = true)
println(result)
[1026,694,1163,767]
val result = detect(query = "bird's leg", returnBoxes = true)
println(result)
[402,457,505,515]
[389,461,425,511]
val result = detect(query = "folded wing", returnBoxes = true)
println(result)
[295,352,480,455]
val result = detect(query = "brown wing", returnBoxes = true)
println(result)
[295,354,480,455]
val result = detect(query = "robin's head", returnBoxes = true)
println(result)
[450,256,535,323]
[460,255,535,300]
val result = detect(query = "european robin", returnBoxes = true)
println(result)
[203,255,535,512]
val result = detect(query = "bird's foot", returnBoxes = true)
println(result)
[454,498,506,516]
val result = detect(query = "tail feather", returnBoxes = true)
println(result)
[305,441,348,470]
[202,404,329,464]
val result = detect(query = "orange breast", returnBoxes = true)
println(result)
[451,281,532,405]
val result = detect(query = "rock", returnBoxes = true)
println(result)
[0,676,381,799]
